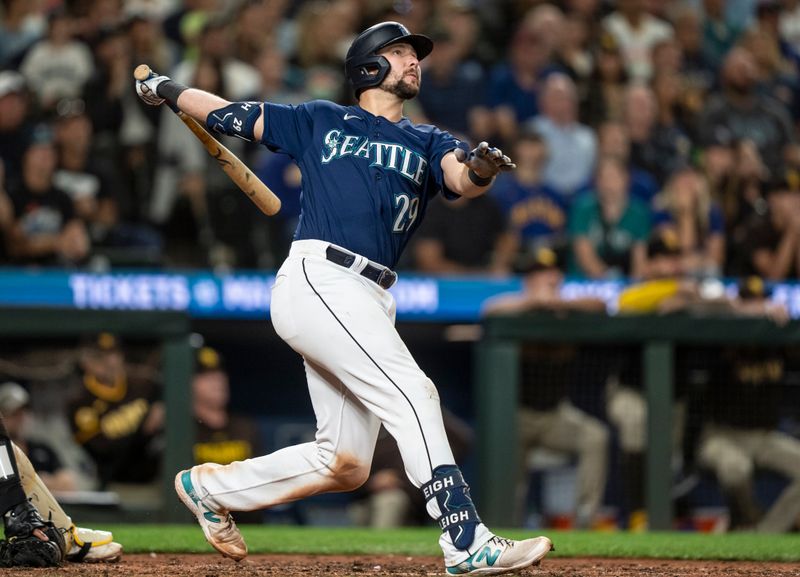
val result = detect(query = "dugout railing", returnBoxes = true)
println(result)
[0,308,193,522]
[475,312,800,529]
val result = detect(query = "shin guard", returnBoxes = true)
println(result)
[422,465,480,551]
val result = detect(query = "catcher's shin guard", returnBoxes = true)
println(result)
[0,437,27,518]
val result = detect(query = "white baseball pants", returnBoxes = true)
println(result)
[194,240,455,513]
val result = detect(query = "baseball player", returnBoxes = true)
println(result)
[0,412,122,566]
[136,21,553,575]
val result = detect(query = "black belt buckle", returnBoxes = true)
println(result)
[375,267,397,289]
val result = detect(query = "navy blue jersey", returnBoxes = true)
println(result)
[260,100,466,268]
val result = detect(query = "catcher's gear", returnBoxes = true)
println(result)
[66,525,122,563]
[454,141,516,182]
[0,501,65,567]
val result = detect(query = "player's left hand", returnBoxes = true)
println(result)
[135,69,170,106]
[455,141,516,178]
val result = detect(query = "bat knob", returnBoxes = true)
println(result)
[133,64,152,81]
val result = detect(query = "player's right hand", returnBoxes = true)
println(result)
[136,70,170,106]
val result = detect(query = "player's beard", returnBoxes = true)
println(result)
[380,72,420,100]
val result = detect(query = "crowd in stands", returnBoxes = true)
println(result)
[0,0,798,278]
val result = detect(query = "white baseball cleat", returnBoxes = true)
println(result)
[445,534,553,576]
[175,467,247,561]
[67,526,123,563]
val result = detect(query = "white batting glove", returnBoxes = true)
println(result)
[136,71,170,106]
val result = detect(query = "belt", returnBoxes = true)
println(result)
[325,246,397,289]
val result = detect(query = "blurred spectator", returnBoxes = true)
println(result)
[602,0,673,81]
[703,138,769,274]
[416,29,488,139]
[254,41,308,105]
[698,46,797,180]
[487,10,562,143]
[0,0,46,68]
[191,344,262,522]
[292,0,358,103]
[554,13,593,89]
[0,71,36,185]
[20,8,95,111]
[528,73,597,198]
[172,14,261,102]
[52,97,162,265]
[483,247,608,529]
[412,194,514,275]
[780,0,800,54]
[624,82,692,185]
[739,172,800,279]
[68,333,163,488]
[582,32,629,127]
[232,0,275,66]
[569,156,650,279]
[192,345,260,466]
[740,10,800,119]
[694,278,800,532]
[6,125,89,266]
[672,4,715,106]
[0,381,77,493]
[52,98,118,243]
[81,24,128,180]
[651,165,726,276]
[701,0,744,71]
[490,130,569,259]
[595,121,659,203]
[152,55,256,269]
[433,0,492,66]
[119,9,172,219]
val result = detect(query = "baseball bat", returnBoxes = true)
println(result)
[133,64,281,216]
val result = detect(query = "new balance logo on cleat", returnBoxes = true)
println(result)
[445,535,553,576]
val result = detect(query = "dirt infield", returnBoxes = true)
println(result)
[2,554,799,577]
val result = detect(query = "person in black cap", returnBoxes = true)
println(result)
[67,333,163,488]
[483,248,609,529]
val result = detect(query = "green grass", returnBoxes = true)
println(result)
[103,525,800,562]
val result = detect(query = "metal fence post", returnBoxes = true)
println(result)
[475,338,520,528]
[643,340,674,530]
[161,334,195,522]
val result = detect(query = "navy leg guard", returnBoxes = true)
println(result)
[422,465,480,550]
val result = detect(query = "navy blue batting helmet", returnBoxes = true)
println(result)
[345,21,433,94]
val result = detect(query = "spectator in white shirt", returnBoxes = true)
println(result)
[602,0,673,80]
[527,73,597,198]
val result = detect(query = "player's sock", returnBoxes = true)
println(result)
[422,465,482,553]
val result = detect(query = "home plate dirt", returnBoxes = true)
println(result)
[3,554,798,576]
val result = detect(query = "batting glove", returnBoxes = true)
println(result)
[136,71,170,106]
[455,141,516,181]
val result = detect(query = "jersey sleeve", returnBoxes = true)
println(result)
[260,101,316,159]
[428,128,469,200]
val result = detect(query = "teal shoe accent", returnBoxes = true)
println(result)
[181,470,221,524]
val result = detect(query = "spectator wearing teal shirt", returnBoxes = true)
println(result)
[569,156,651,279]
